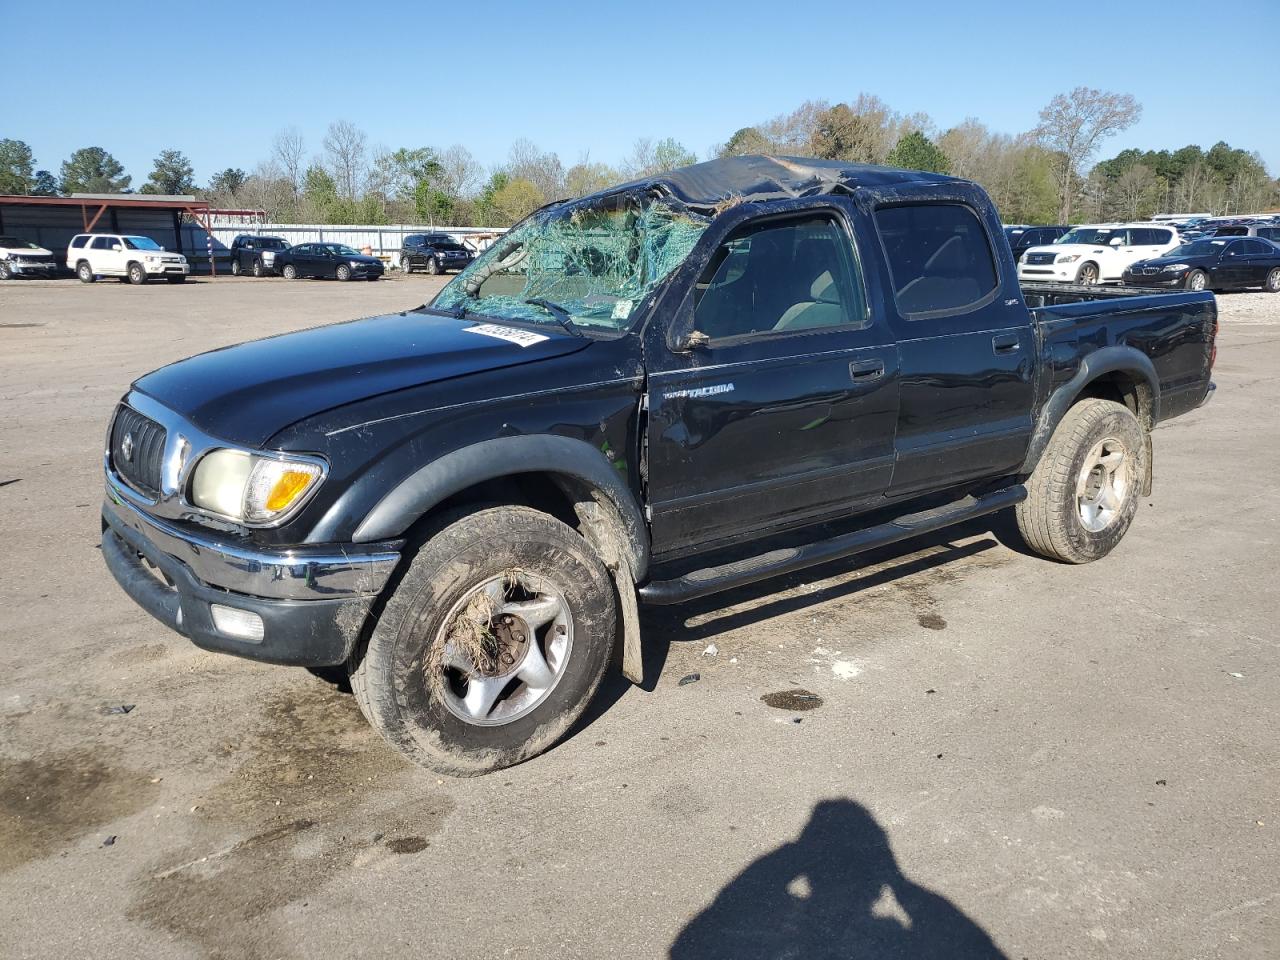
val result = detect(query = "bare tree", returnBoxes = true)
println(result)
[507,138,565,200]
[1034,87,1142,222]
[1112,164,1159,219]
[439,144,482,198]
[323,120,368,201]
[271,127,306,206]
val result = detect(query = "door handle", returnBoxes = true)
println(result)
[992,334,1021,355]
[849,359,885,382]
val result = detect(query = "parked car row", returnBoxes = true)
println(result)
[1007,218,1280,292]
[0,230,480,285]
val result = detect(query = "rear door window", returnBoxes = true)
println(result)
[874,203,999,317]
[91,236,114,250]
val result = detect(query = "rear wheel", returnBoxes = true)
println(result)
[1265,267,1280,293]
[336,264,352,282]
[1016,398,1145,564]
[282,263,298,280]
[230,258,241,276]
[77,261,96,283]
[350,506,617,776]
[1077,262,1099,285]
[1186,269,1207,291]
[127,262,147,285]
[400,254,414,274]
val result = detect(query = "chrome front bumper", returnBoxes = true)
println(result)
[101,485,401,665]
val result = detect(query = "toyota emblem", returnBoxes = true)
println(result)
[121,432,135,462]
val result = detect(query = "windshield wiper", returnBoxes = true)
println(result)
[524,298,583,337]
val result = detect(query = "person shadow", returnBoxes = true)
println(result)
[670,799,1009,960]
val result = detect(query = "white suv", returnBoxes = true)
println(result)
[1016,223,1179,285]
[67,233,190,284]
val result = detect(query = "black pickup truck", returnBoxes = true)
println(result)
[101,156,1216,775]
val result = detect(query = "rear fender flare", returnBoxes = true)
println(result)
[1022,346,1160,481]
[351,435,650,580]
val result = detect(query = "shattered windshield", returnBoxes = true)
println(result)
[432,196,710,333]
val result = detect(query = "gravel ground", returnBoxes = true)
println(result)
[0,277,1277,960]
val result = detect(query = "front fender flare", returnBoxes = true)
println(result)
[351,435,650,580]
[1022,346,1160,477]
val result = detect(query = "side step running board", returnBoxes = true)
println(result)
[637,485,1026,606]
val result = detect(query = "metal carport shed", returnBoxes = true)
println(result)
[0,194,214,274]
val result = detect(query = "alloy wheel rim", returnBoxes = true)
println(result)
[433,571,574,727]
[1191,272,1205,290]
[1268,268,1280,291]
[1077,437,1128,533]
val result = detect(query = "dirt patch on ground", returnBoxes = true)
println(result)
[0,749,160,873]
[126,683,454,959]
[760,689,824,711]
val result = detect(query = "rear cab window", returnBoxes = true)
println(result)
[874,203,999,317]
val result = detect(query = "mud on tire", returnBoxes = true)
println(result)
[350,506,617,776]
[1016,398,1146,564]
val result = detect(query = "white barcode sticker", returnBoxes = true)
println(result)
[462,324,550,347]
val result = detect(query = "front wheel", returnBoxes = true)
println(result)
[1265,267,1280,293]
[252,259,264,278]
[0,260,11,280]
[282,263,298,280]
[127,262,147,285]
[424,257,440,275]
[350,506,617,776]
[1016,398,1145,564]
[1185,269,1207,292]
[1077,262,1099,285]
[336,264,352,282]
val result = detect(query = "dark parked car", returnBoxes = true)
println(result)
[228,235,290,277]
[399,233,474,274]
[100,156,1216,776]
[1123,236,1280,291]
[275,242,384,281]
[1004,224,1068,261]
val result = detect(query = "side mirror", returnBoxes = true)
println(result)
[111,244,122,252]
[1109,237,1124,246]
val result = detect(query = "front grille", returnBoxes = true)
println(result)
[1026,252,1057,265]
[110,406,166,497]
[1143,267,1160,275]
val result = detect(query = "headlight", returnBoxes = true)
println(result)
[1162,263,1189,272]
[144,254,161,262]
[350,260,362,268]
[1057,254,1082,263]
[190,449,325,524]
[1018,252,1027,263]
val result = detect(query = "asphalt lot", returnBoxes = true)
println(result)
[1,274,1277,960]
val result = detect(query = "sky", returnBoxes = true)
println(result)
[8,0,1280,188]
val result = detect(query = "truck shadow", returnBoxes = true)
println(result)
[669,797,1009,959]
[575,515,1022,734]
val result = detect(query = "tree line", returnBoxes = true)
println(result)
[2,87,1276,227]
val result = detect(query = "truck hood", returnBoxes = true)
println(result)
[133,310,588,447]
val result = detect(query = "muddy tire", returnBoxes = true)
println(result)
[1016,398,1145,564]
[350,506,617,776]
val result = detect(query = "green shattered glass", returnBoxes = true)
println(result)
[433,198,709,331]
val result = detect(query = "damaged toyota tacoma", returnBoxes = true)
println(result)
[101,156,1217,775]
